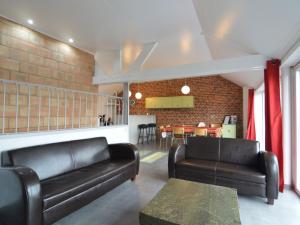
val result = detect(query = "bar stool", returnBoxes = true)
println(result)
[147,123,157,143]
[138,124,148,144]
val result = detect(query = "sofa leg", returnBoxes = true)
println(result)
[267,198,274,205]
[131,176,136,181]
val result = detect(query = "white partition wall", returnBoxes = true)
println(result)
[0,125,129,154]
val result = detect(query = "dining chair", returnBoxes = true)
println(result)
[210,123,222,128]
[194,127,208,137]
[215,127,223,137]
[159,130,168,150]
[159,126,169,149]
[171,127,185,145]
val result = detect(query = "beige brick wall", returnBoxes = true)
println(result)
[0,17,99,133]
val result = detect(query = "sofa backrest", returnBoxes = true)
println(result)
[185,137,260,166]
[220,138,260,166]
[1,137,110,180]
[186,137,220,161]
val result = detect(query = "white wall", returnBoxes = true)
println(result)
[129,115,156,144]
[0,126,129,154]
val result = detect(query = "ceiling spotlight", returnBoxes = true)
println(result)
[27,19,34,25]
[129,91,132,97]
[68,38,74,43]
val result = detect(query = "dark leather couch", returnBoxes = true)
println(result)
[169,136,279,204]
[0,137,139,225]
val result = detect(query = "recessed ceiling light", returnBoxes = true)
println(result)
[27,19,34,25]
[68,38,74,43]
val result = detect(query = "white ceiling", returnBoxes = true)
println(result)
[98,83,123,96]
[0,0,300,88]
[193,0,300,88]
[194,0,300,59]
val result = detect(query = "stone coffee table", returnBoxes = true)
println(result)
[140,178,241,225]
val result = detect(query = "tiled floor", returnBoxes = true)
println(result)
[54,143,300,225]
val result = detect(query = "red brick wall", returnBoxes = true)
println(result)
[129,76,243,137]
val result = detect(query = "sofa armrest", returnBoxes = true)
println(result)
[0,166,42,225]
[168,144,186,178]
[259,151,279,200]
[109,143,140,175]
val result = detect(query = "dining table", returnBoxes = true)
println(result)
[162,125,222,137]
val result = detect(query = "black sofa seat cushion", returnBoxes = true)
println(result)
[216,162,266,184]
[175,159,217,184]
[41,159,135,210]
[176,159,217,175]
[216,177,266,197]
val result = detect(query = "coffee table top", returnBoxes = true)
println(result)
[140,178,241,225]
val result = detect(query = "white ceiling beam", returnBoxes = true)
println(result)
[93,54,268,84]
[128,42,158,72]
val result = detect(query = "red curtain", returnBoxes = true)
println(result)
[246,89,256,140]
[264,59,284,192]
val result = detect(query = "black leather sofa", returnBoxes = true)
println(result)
[169,136,279,204]
[0,137,139,225]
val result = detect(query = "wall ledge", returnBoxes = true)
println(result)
[0,126,129,152]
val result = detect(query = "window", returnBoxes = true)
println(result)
[254,89,265,150]
[295,68,300,193]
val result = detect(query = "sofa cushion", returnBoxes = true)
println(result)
[176,159,217,175]
[216,177,266,197]
[175,159,217,184]
[219,138,260,166]
[70,138,110,169]
[185,137,220,161]
[4,137,110,180]
[3,142,74,181]
[41,159,135,210]
[216,162,266,184]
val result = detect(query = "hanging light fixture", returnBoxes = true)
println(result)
[129,90,132,97]
[135,92,142,99]
[135,83,142,99]
[181,78,190,95]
